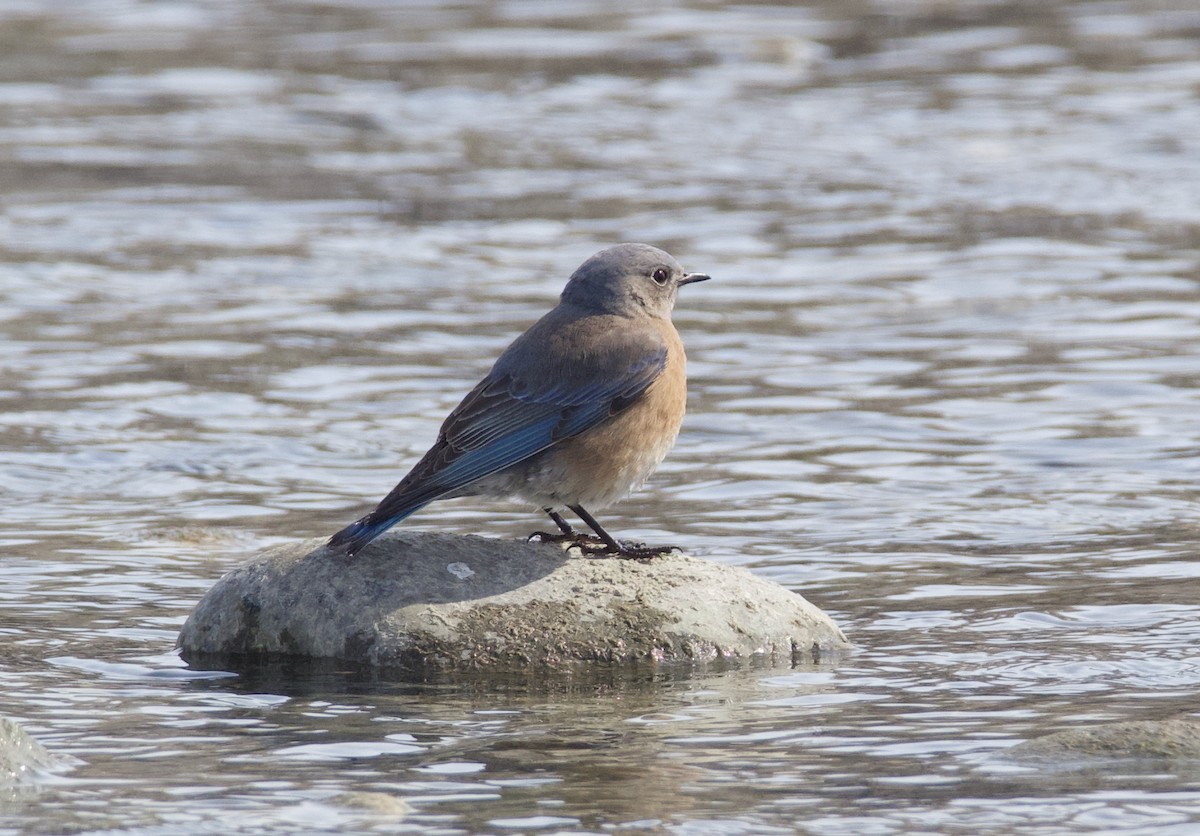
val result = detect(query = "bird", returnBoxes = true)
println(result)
[327,243,710,559]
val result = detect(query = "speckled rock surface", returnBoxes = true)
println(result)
[178,532,849,673]
[1,718,68,786]
[1007,719,1200,761]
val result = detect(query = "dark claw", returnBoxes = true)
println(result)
[575,540,681,560]
[614,542,682,559]
[528,530,608,548]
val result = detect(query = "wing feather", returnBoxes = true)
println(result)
[328,316,668,555]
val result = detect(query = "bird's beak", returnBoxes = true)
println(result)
[679,272,711,286]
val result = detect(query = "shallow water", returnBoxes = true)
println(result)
[3,0,1200,832]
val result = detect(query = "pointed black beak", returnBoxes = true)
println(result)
[679,272,711,286]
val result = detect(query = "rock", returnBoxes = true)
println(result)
[333,792,412,817]
[1008,718,1200,761]
[1,718,67,786]
[178,532,849,674]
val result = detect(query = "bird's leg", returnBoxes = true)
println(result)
[547,509,577,536]
[569,504,680,559]
[527,508,605,546]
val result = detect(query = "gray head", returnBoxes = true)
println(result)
[559,243,710,318]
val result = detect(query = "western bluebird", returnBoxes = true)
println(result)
[327,243,710,558]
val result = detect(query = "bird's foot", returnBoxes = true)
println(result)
[530,529,680,560]
[578,540,682,560]
[527,530,607,548]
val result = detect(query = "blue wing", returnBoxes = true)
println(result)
[328,322,668,556]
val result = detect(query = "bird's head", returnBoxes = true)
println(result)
[560,243,710,319]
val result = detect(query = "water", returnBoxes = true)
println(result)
[3,0,1200,832]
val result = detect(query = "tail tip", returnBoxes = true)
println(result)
[326,518,377,558]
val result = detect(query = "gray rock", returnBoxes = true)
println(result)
[178,532,849,674]
[1008,718,1200,761]
[1,718,67,786]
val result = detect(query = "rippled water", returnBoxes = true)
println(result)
[4,0,1200,832]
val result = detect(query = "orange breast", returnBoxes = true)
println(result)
[544,323,688,508]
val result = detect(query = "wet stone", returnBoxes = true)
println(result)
[1007,719,1200,762]
[1,718,68,786]
[178,532,849,674]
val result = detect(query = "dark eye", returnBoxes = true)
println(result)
[651,267,670,285]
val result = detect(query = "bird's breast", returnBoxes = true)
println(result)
[521,324,688,509]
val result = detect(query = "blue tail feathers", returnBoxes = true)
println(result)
[327,513,405,557]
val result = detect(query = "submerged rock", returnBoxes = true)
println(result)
[178,532,849,674]
[1008,718,1200,761]
[1,718,68,786]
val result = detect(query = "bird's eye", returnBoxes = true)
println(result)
[651,267,670,285]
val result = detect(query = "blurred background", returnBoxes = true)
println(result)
[3,0,1200,832]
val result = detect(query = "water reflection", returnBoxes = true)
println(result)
[3,0,1200,832]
